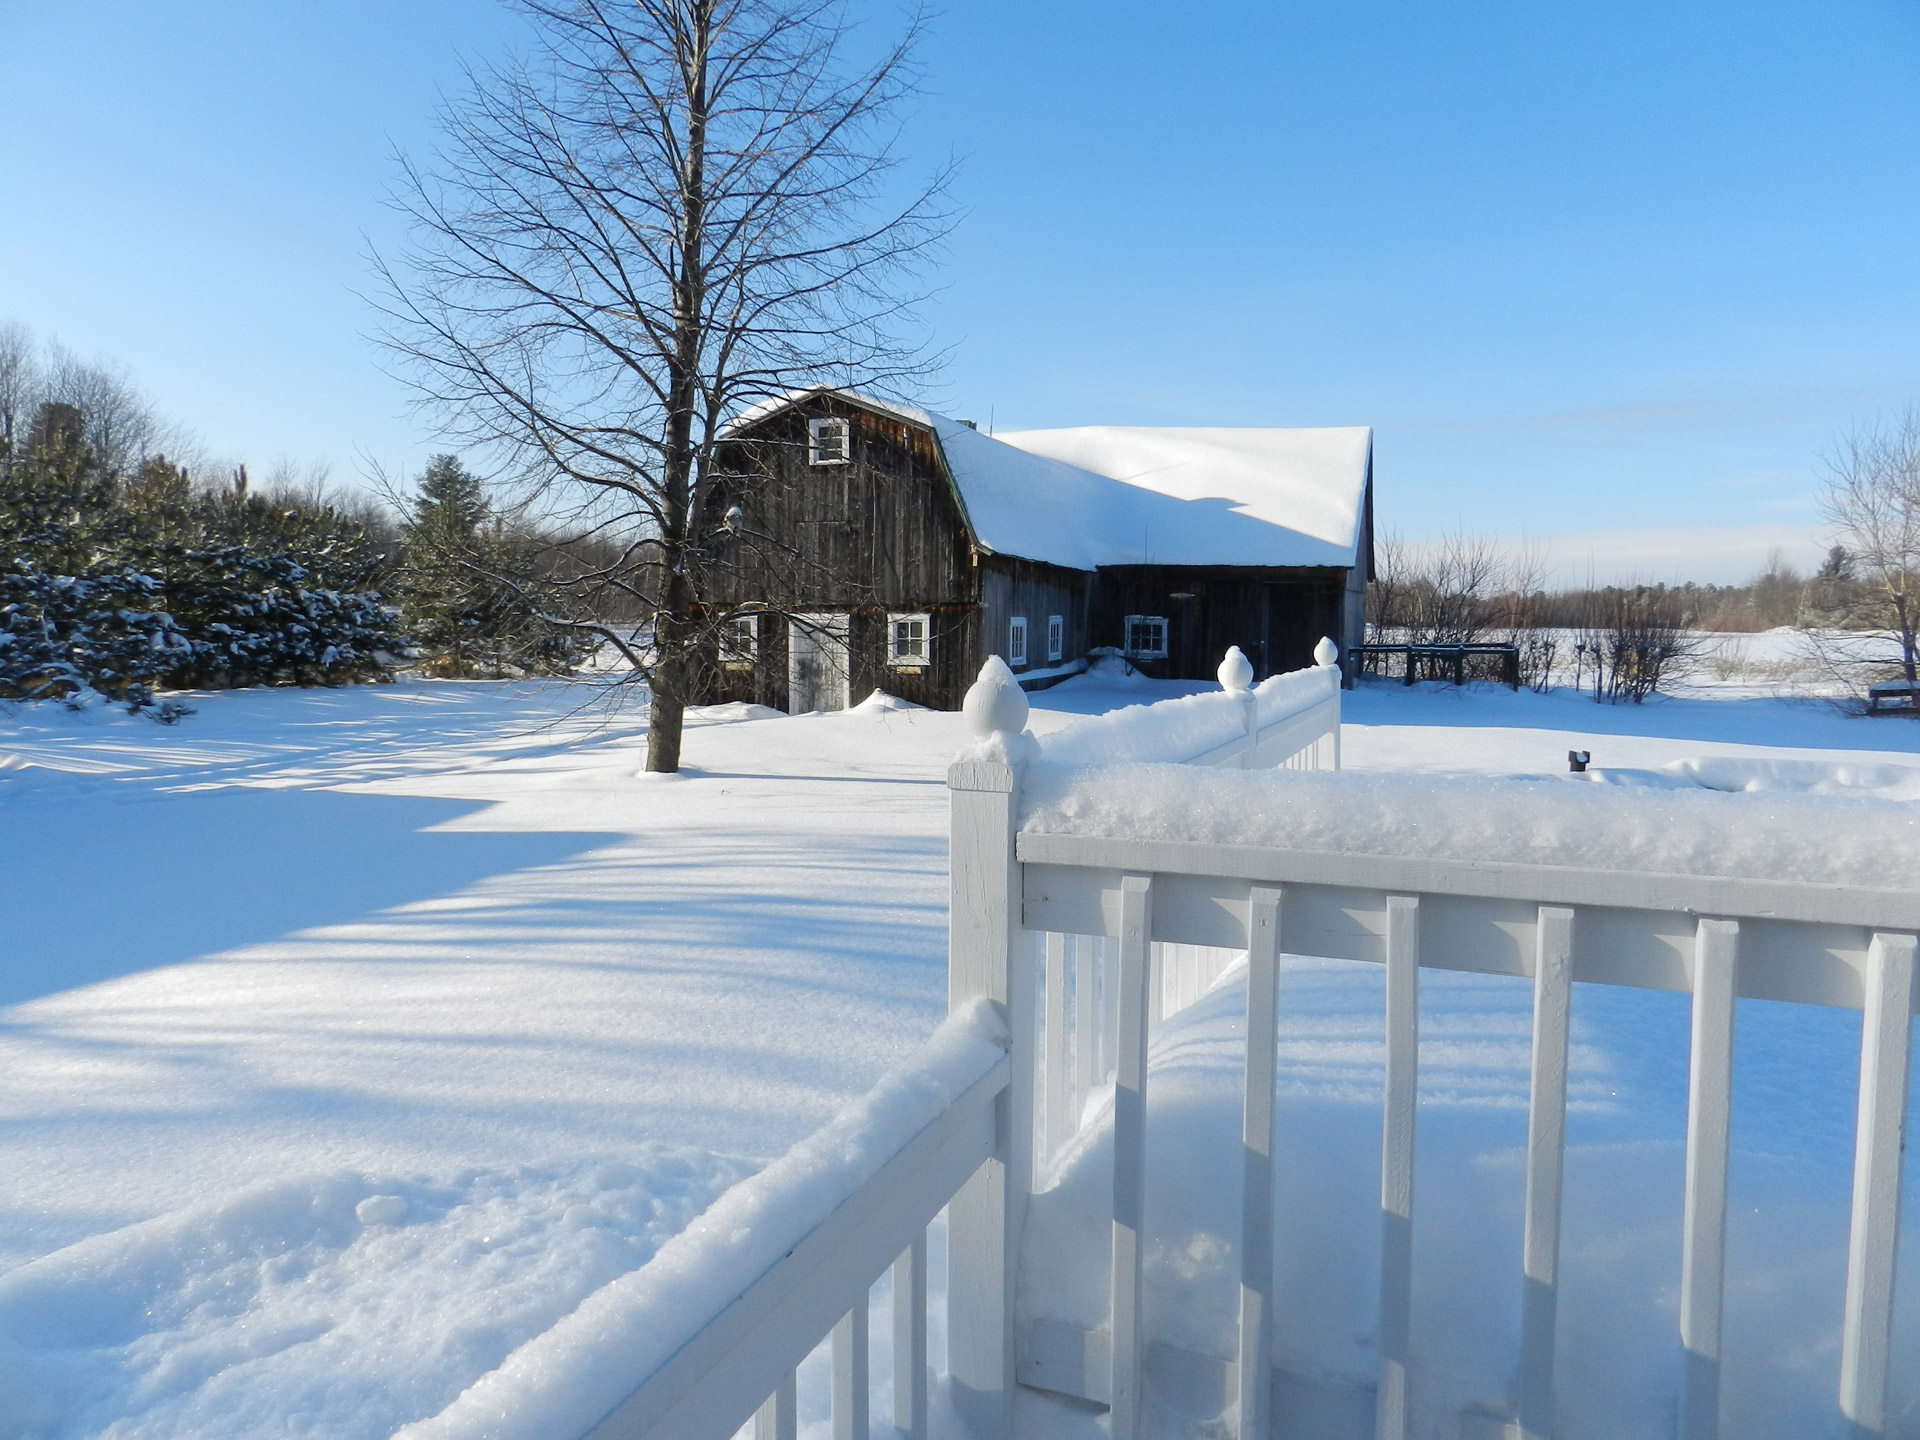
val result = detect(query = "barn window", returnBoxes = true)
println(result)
[1046,614,1064,663]
[888,612,929,667]
[1124,614,1168,659]
[1008,616,1029,667]
[721,615,757,668]
[808,417,850,465]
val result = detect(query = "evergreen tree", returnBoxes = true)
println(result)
[0,408,185,708]
[136,471,403,689]
[396,455,577,677]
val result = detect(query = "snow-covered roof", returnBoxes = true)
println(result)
[725,388,1372,571]
[991,425,1371,568]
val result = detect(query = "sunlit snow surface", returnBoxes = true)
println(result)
[3,671,1919,1438]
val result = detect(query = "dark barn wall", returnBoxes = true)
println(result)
[697,398,984,708]
[979,557,1091,677]
[1090,566,1349,681]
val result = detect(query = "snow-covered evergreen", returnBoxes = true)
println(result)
[0,419,401,709]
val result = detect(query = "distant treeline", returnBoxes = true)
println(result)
[1365,533,1875,701]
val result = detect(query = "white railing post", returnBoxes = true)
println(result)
[1520,907,1574,1440]
[947,660,1036,1439]
[1238,886,1284,1440]
[1377,894,1421,1440]
[1219,645,1256,770]
[1680,918,1739,1440]
[1315,636,1343,770]
[1839,931,1916,1433]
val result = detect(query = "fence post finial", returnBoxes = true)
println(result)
[1314,635,1339,669]
[964,655,1030,740]
[1218,645,1254,692]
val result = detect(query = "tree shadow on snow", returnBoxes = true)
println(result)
[0,787,620,1008]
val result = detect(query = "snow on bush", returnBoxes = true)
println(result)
[1021,761,1920,889]
[1036,664,1335,770]
[395,1000,1006,1440]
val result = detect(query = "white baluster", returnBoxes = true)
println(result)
[1377,895,1420,1440]
[1519,907,1574,1440]
[1680,919,1738,1440]
[1238,887,1283,1440]
[1110,875,1154,1440]
[1840,932,1916,1433]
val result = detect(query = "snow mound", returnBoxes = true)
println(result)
[687,702,785,725]
[851,690,927,713]
[1021,763,1920,890]
[1669,755,1920,798]
[0,1154,750,1440]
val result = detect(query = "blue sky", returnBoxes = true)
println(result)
[4,0,1918,581]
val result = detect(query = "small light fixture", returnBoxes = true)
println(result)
[1170,591,1195,601]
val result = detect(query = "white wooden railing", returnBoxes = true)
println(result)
[946,661,1918,1440]
[441,643,1911,1440]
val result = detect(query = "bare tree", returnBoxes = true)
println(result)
[1575,582,1694,703]
[374,0,949,771]
[1819,407,1920,685]
[42,342,160,477]
[0,321,36,463]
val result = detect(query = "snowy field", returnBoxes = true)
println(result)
[3,669,1919,1439]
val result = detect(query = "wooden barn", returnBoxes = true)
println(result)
[695,388,1374,713]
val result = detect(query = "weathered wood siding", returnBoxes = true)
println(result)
[1090,567,1348,681]
[978,557,1092,677]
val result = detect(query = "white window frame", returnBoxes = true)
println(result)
[888,611,930,668]
[1008,615,1029,668]
[1046,614,1064,663]
[721,614,757,668]
[1124,614,1168,659]
[808,416,850,466]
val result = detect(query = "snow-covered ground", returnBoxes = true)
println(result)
[2,670,1918,1439]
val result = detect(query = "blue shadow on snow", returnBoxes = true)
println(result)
[0,787,620,1008]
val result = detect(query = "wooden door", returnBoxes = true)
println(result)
[788,612,851,712]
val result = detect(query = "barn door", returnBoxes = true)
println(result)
[787,612,851,713]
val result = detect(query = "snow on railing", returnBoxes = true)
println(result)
[950,691,1920,1440]
[1035,638,1342,773]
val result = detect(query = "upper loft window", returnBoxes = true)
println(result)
[808,416,850,466]
[889,612,929,667]
[1124,614,1168,659]
[1008,616,1029,668]
[1046,615,1064,663]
